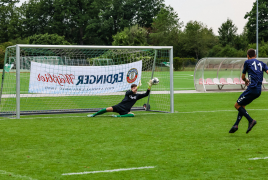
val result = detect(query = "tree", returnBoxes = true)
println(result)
[21,0,163,45]
[233,26,248,51]
[150,6,182,45]
[21,0,52,38]
[182,21,217,59]
[207,44,246,57]
[0,0,20,43]
[132,0,164,28]
[85,0,164,45]
[149,5,183,57]
[22,0,98,45]
[207,44,223,57]
[0,42,13,68]
[244,0,268,43]
[28,33,71,45]
[218,18,238,46]
[9,37,29,45]
[248,40,268,57]
[112,25,148,46]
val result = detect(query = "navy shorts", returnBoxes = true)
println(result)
[112,105,129,115]
[237,87,261,106]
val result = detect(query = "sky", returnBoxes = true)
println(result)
[165,0,256,35]
[17,0,256,35]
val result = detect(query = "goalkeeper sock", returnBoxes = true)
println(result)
[238,107,253,123]
[114,114,134,117]
[234,111,243,126]
[93,108,107,117]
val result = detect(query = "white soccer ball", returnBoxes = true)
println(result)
[152,77,159,85]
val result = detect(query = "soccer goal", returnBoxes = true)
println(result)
[0,45,174,118]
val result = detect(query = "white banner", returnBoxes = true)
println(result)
[29,61,142,94]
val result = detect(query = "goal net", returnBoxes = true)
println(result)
[0,45,174,118]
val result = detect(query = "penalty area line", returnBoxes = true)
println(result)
[62,166,155,175]
[177,109,268,114]
[249,157,268,160]
[0,170,36,180]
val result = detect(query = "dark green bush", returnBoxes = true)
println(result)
[173,57,196,71]
[28,33,71,45]
[0,42,13,69]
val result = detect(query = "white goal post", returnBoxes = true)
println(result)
[0,45,174,119]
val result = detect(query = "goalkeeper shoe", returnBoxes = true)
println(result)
[112,115,118,117]
[229,125,238,133]
[246,120,257,134]
[87,114,95,117]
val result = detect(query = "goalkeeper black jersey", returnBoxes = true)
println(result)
[115,89,150,112]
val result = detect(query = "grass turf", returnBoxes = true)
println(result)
[1,91,268,179]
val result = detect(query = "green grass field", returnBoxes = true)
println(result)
[1,91,268,180]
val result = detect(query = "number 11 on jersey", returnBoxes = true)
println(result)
[252,61,262,71]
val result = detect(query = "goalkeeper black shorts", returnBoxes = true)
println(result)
[112,105,129,115]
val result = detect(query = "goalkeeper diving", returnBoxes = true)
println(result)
[87,79,153,117]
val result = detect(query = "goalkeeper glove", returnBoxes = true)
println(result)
[147,79,152,90]
[137,80,142,90]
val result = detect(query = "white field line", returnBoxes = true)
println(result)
[1,90,199,98]
[178,109,268,113]
[173,76,193,77]
[2,109,268,120]
[173,77,193,79]
[173,78,193,79]
[175,88,195,89]
[248,157,268,160]
[0,170,37,180]
[173,76,193,78]
[62,166,155,176]
[173,74,193,76]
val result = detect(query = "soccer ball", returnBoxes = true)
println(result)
[152,77,159,85]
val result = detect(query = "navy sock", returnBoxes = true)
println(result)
[234,111,243,126]
[238,107,253,123]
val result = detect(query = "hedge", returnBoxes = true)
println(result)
[173,57,196,71]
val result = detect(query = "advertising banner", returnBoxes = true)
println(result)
[29,61,142,94]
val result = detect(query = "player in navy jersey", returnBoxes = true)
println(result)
[87,80,152,118]
[229,49,268,133]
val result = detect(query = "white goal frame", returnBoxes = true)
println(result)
[10,45,174,119]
